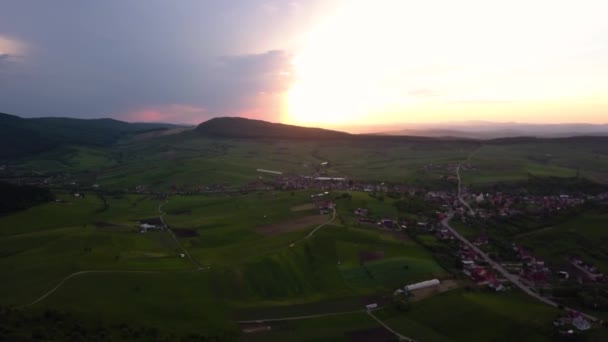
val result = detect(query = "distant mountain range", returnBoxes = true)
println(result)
[2,112,608,160]
[0,112,183,159]
[380,122,608,139]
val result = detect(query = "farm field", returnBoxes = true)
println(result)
[2,127,608,340]
[375,290,562,342]
[516,211,608,273]
[12,134,608,193]
[0,189,448,338]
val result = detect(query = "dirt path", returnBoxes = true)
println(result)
[237,309,363,323]
[456,149,479,215]
[237,307,418,341]
[290,207,336,247]
[158,200,207,270]
[367,310,418,342]
[23,270,159,307]
[513,226,554,240]
[256,215,329,236]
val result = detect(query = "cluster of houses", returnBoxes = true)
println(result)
[458,192,589,219]
[553,311,591,334]
[570,256,605,282]
[509,244,552,286]
[311,193,335,215]
[458,245,506,291]
[352,207,405,230]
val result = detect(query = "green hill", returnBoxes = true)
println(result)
[0,113,182,159]
[195,117,350,139]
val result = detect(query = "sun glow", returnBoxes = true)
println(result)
[285,0,608,126]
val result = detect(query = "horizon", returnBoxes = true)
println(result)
[1,1,607,127]
[5,111,608,135]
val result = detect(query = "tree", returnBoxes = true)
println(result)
[393,290,412,311]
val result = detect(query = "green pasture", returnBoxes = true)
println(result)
[516,212,608,273]
[377,290,561,342]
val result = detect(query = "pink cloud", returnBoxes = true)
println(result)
[120,104,207,125]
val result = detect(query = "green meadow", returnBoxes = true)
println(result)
[376,290,562,342]
[0,190,449,338]
[3,131,608,340]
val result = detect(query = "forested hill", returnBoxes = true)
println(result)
[0,181,53,215]
[0,113,181,159]
[195,117,350,139]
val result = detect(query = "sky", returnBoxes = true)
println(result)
[1,0,607,129]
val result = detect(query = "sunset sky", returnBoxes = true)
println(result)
[1,0,607,130]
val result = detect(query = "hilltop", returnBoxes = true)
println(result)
[195,117,350,139]
[0,112,183,159]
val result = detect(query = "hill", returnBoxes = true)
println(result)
[0,113,183,159]
[195,117,350,139]
[0,181,53,215]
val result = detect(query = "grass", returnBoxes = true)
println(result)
[339,257,444,289]
[242,312,381,342]
[4,134,608,339]
[516,211,608,273]
[377,289,561,342]
[0,190,446,337]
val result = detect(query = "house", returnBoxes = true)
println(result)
[572,316,591,331]
[467,266,489,283]
[354,208,369,216]
[473,235,489,246]
[462,260,475,269]
[488,280,505,292]
[140,223,164,233]
[379,219,396,229]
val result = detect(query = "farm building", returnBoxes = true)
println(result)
[404,279,440,292]
[140,223,164,233]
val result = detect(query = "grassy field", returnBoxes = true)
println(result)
[516,211,608,273]
[0,190,448,338]
[376,290,562,342]
[14,134,608,192]
[462,141,608,185]
[241,313,383,341]
[4,133,608,340]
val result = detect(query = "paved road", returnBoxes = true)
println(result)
[445,153,598,322]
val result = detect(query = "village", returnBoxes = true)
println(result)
[3,160,608,336]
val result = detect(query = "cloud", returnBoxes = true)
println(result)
[0,53,12,66]
[120,104,207,124]
[213,50,293,93]
[196,49,293,120]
